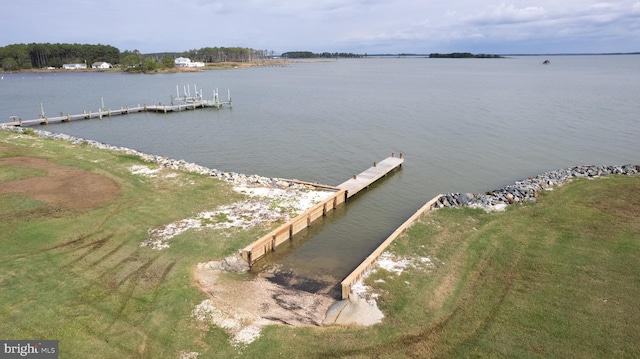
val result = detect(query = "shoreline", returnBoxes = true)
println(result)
[434,164,639,211]
[0,60,290,75]
[3,124,639,344]
[0,125,313,190]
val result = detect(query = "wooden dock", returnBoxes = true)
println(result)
[337,153,404,198]
[2,85,231,127]
[241,154,404,267]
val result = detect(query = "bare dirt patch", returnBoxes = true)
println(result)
[194,259,335,345]
[0,156,119,210]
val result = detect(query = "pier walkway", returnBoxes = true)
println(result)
[241,154,404,267]
[2,85,231,127]
[337,154,404,198]
[2,100,230,127]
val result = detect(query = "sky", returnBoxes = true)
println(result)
[3,0,640,55]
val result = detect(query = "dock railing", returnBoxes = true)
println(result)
[340,194,443,299]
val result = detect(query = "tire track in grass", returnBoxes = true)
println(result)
[61,235,113,268]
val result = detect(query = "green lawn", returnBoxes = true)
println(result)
[1,129,639,358]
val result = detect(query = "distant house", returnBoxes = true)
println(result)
[175,57,191,67]
[175,57,205,68]
[62,63,87,70]
[91,62,112,69]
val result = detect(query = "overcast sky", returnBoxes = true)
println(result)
[3,1,639,54]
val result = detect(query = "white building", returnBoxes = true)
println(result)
[62,63,87,70]
[175,57,205,68]
[91,62,112,69]
[175,57,191,67]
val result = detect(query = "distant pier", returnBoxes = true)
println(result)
[2,85,231,127]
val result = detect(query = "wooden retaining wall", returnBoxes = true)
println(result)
[241,154,404,267]
[340,194,443,299]
[241,189,347,266]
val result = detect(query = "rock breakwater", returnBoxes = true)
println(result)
[1,126,313,190]
[434,164,639,211]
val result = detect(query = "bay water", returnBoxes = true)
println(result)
[2,56,638,296]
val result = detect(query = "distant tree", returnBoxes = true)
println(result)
[161,56,175,68]
[1,44,30,69]
[121,50,144,69]
[429,52,503,59]
[281,51,316,59]
[142,58,159,72]
[281,51,362,59]
[2,57,18,71]
[0,42,122,70]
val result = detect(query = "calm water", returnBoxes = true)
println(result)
[2,56,639,296]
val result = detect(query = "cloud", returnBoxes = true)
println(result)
[1,0,639,54]
[462,3,547,25]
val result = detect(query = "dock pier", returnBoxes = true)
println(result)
[2,85,231,127]
[241,153,403,267]
[337,153,404,198]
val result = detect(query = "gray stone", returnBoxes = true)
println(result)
[220,255,249,273]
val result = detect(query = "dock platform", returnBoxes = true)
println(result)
[337,154,404,198]
[2,85,231,127]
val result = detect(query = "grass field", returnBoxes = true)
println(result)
[1,129,639,358]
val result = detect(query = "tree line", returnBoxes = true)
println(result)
[280,51,362,59]
[429,52,503,58]
[0,43,120,71]
[0,43,278,71]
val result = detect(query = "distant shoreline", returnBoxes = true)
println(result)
[365,52,640,57]
[0,60,290,75]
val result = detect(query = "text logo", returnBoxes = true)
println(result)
[1,340,58,358]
